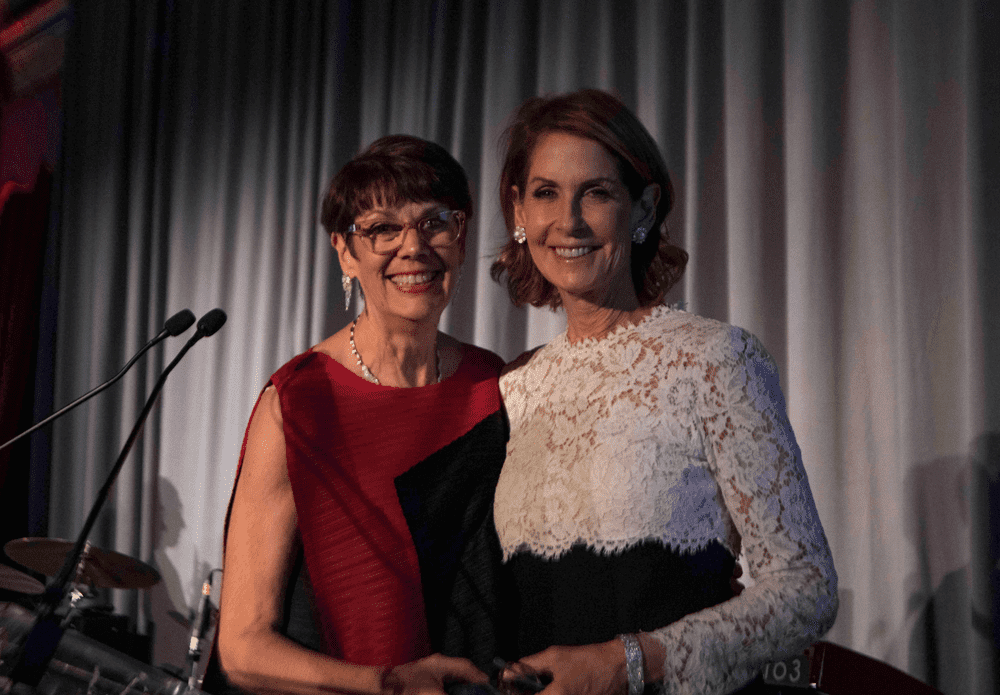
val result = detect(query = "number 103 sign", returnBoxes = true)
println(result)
[761,647,813,688]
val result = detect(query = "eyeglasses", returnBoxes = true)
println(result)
[347,210,465,255]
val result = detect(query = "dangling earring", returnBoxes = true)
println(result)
[631,226,648,244]
[513,226,527,244]
[342,273,353,311]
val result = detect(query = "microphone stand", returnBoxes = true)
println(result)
[2,309,226,689]
[184,568,221,690]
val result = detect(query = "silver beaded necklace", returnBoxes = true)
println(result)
[349,315,440,385]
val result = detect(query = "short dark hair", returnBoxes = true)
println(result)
[320,135,472,241]
[491,89,688,308]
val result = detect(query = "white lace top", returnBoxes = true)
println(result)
[496,305,838,695]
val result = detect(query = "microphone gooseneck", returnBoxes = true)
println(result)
[0,308,196,452]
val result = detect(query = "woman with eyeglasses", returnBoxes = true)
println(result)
[214,136,507,695]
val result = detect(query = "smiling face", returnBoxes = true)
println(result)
[334,199,464,326]
[513,131,653,308]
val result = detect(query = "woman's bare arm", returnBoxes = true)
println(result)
[218,385,385,694]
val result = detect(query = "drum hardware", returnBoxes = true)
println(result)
[70,612,151,666]
[1,539,161,681]
[1,602,199,695]
[44,589,151,666]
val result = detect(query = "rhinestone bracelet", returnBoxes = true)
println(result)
[618,633,645,695]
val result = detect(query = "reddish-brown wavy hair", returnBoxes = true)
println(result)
[491,89,687,308]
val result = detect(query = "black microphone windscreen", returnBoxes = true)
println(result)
[197,308,227,337]
[164,309,196,336]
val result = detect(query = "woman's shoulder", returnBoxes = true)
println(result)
[269,348,327,387]
[271,323,360,386]
[590,307,769,392]
[652,311,783,398]
[646,305,760,360]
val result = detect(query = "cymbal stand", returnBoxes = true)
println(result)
[59,542,93,630]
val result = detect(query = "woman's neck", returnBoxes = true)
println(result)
[352,311,440,387]
[560,288,651,344]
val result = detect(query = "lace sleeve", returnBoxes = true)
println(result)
[648,327,838,695]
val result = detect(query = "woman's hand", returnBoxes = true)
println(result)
[383,654,488,695]
[508,642,629,695]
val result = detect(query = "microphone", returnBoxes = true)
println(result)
[195,308,227,337]
[186,568,220,689]
[164,309,197,336]
[1,308,226,688]
[0,308,196,452]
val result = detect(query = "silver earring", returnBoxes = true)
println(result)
[513,226,527,244]
[632,226,648,244]
[342,273,353,310]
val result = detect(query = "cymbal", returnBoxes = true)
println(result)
[3,538,161,589]
[0,563,44,594]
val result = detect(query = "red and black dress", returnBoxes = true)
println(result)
[215,343,512,680]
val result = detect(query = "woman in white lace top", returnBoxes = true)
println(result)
[489,90,838,695]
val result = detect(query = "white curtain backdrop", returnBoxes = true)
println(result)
[46,1,998,693]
